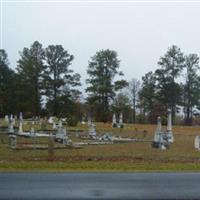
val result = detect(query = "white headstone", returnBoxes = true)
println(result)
[118,113,124,128]
[8,120,14,133]
[9,135,17,148]
[48,117,54,124]
[154,132,164,143]
[167,109,172,132]
[161,143,167,150]
[12,118,16,125]
[58,120,62,128]
[53,121,57,129]
[195,136,200,150]
[156,116,162,132]
[19,112,23,121]
[18,121,23,134]
[88,124,96,138]
[112,114,117,127]
[30,127,35,137]
[153,116,167,149]
[166,109,174,143]
[55,126,68,144]
[5,115,9,122]
[119,113,123,125]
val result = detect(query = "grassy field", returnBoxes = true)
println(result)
[1,121,200,171]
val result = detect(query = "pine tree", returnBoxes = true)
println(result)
[17,41,45,116]
[157,45,185,124]
[183,54,200,125]
[44,45,81,116]
[86,49,127,122]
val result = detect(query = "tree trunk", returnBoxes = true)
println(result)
[133,98,136,124]
[172,105,176,125]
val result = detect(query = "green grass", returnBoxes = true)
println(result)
[1,161,200,172]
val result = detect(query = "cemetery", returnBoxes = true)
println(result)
[3,112,149,150]
[1,110,200,171]
[1,38,200,172]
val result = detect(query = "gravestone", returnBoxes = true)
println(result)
[30,127,36,149]
[157,116,162,132]
[152,116,168,150]
[118,113,124,128]
[154,117,164,143]
[30,127,35,136]
[194,136,200,150]
[88,123,97,139]
[19,112,23,121]
[58,120,62,128]
[8,119,14,134]
[48,117,54,124]
[99,133,115,142]
[55,123,68,144]
[18,121,23,134]
[10,114,13,121]
[52,121,57,130]
[112,114,117,127]
[75,129,79,137]
[5,115,9,122]
[9,135,17,148]
[166,109,174,143]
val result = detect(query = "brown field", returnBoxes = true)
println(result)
[1,121,200,171]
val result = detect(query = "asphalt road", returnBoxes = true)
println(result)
[0,172,200,199]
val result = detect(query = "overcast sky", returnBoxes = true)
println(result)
[1,1,200,90]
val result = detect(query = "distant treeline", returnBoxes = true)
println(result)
[1,41,200,125]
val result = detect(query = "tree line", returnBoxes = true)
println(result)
[1,42,200,125]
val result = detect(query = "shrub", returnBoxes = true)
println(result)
[67,115,79,126]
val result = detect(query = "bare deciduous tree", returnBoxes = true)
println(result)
[127,78,140,123]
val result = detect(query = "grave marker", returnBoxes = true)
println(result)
[9,135,17,148]
[5,115,9,122]
[19,112,23,121]
[112,114,117,127]
[119,113,124,128]
[166,109,174,143]
[88,123,97,139]
[195,136,200,150]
